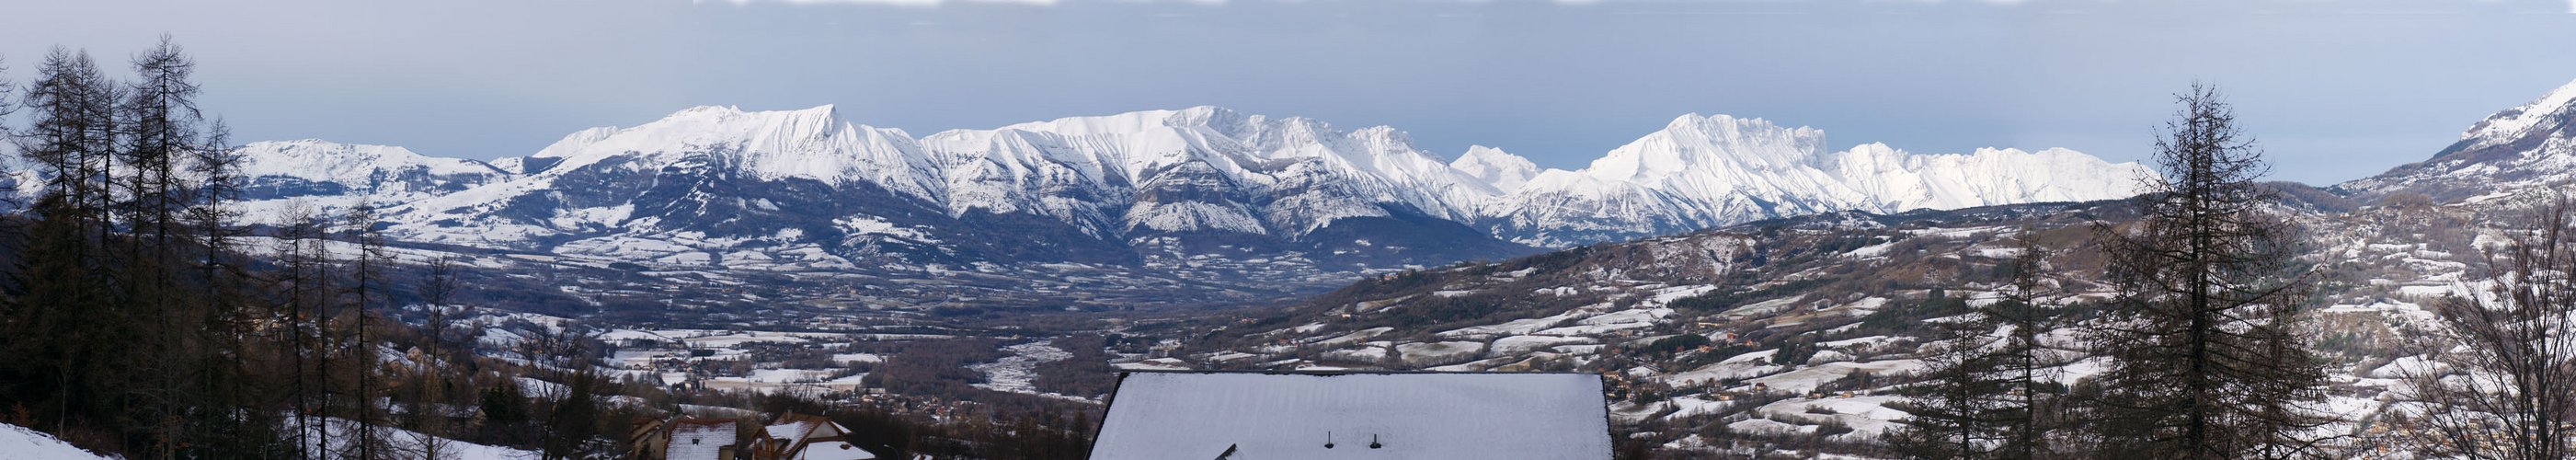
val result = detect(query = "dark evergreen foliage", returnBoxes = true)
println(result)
[1891,236,2068,459]
[0,38,674,459]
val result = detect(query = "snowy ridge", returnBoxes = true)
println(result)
[1453,145,1540,193]
[354,105,2139,248]
[190,105,2150,291]
[1828,144,2153,211]
[237,140,509,190]
[2340,78,2576,201]
[226,140,516,225]
[1481,114,2153,247]
[913,106,1504,236]
[2458,78,2576,148]
[500,104,941,201]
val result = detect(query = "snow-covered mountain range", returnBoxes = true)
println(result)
[230,139,515,224]
[2338,79,2576,201]
[198,105,2148,302]
[1480,114,2151,247]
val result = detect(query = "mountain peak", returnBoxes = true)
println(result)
[1453,145,1540,193]
[234,139,508,190]
[1586,112,1828,185]
[1652,113,1826,154]
[1661,113,1809,135]
[1459,144,1529,165]
[979,106,1248,138]
[655,104,843,125]
[1665,112,1728,127]
[242,139,436,164]
[1347,125,1412,148]
[2459,78,2576,145]
[1171,104,1232,118]
[233,105,2150,260]
[2340,77,2576,201]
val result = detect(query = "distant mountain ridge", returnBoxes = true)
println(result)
[174,105,2152,304]
[1481,113,2153,246]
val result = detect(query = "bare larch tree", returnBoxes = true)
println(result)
[2403,195,2576,459]
[2081,84,2333,459]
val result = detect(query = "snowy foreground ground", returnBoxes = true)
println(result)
[2,422,109,460]
[299,417,541,460]
[0,420,540,460]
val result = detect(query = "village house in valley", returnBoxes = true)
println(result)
[626,413,877,460]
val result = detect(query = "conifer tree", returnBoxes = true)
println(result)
[2081,84,2330,459]
[120,36,197,259]
[420,254,460,367]
[0,55,15,146]
[186,118,242,323]
[345,201,391,459]
[411,254,464,459]
[542,368,605,460]
[4,45,123,441]
[120,36,216,457]
[1987,231,2064,459]
[1892,290,2008,459]
[271,202,325,454]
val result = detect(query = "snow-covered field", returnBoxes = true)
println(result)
[970,340,1091,402]
[297,417,540,460]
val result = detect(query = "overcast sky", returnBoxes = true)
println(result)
[6,0,2574,185]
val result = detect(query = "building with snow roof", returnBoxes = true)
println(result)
[1088,372,1613,460]
[751,412,878,460]
[661,418,741,460]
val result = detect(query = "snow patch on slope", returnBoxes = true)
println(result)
[0,422,110,460]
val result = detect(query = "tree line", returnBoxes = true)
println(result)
[0,37,1128,460]
[0,36,649,459]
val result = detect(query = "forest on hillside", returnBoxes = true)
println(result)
[0,38,1103,460]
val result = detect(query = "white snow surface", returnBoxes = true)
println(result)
[794,440,880,460]
[208,105,2147,252]
[238,140,508,188]
[969,341,1077,397]
[298,417,540,460]
[2458,78,2576,146]
[1450,145,1541,193]
[1090,373,1612,460]
[0,422,109,460]
[226,140,515,225]
[1484,114,2151,246]
[2339,78,2576,199]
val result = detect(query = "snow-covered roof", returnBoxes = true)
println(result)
[1089,372,1612,460]
[765,420,816,443]
[794,440,879,460]
[763,413,868,459]
[668,419,738,460]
